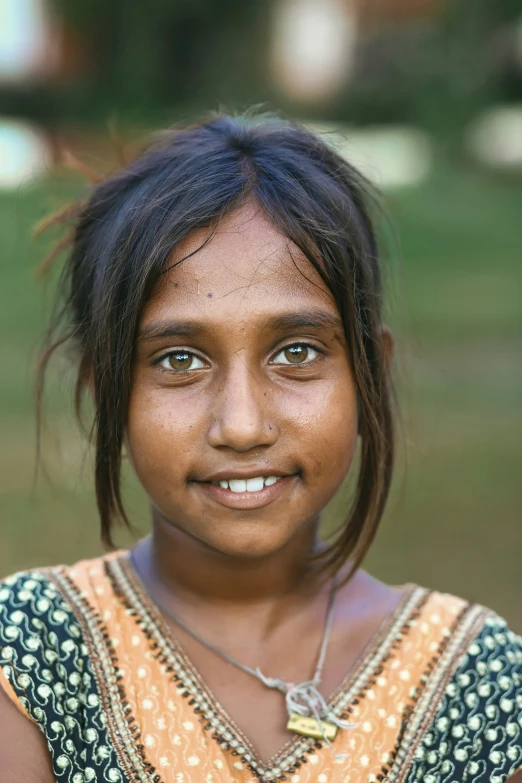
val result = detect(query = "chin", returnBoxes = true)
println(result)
[199,525,304,561]
[152,502,318,561]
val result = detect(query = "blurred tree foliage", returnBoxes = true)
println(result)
[337,0,522,135]
[1,0,520,131]
[50,0,271,124]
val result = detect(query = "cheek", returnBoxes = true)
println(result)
[280,374,359,480]
[126,387,198,487]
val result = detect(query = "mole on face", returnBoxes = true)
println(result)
[207,293,213,298]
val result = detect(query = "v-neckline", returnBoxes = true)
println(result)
[107,552,428,781]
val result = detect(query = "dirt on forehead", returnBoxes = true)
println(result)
[148,203,335,313]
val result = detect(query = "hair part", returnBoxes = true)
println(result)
[38,109,395,584]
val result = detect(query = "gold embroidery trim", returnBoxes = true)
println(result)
[109,555,431,780]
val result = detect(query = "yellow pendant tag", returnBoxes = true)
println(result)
[287,713,338,741]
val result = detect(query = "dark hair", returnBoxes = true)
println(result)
[38,110,395,582]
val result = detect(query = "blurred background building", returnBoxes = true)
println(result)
[2,0,522,178]
[0,0,521,626]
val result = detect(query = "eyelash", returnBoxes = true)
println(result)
[153,343,325,375]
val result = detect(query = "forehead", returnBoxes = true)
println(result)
[142,202,337,324]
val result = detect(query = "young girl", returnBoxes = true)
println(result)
[0,113,520,783]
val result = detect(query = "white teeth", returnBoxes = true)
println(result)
[214,476,282,492]
[246,477,264,492]
[228,479,247,493]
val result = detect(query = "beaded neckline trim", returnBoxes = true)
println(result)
[107,553,430,781]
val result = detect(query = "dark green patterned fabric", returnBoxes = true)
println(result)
[0,570,129,782]
[403,614,522,783]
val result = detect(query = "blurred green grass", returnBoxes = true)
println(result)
[0,163,520,629]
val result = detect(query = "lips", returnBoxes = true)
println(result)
[193,474,298,510]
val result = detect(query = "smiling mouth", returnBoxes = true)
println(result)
[193,474,298,509]
[209,476,282,493]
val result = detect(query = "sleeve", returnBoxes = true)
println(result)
[0,569,82,729]
[0,568,128,782]
[0,662,37,721]
[404,611,522,782]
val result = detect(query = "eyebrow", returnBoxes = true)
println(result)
[138,308,344,341]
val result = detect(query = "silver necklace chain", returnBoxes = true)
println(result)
[129,550,357,748]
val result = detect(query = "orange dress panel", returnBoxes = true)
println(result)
[0,551,491,783]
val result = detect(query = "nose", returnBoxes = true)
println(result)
[207,356,278,452]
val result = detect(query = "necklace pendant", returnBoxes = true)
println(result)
[287,713,338,741]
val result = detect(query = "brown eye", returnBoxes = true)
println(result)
[272,344,319,365]
[158,351,205,372]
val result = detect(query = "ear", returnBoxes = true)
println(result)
[380,324,394,374]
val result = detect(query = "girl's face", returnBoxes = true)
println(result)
[127,203,359,559]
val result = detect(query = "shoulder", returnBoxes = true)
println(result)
[402,586,522,782]
[0,550,124,636]
[0,550,127,675]
[0,565,80,690]
[0,554,129,782]
[0,556,108,720]
[0,549,127,623]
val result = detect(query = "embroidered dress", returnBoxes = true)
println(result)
[0,551,521,783]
